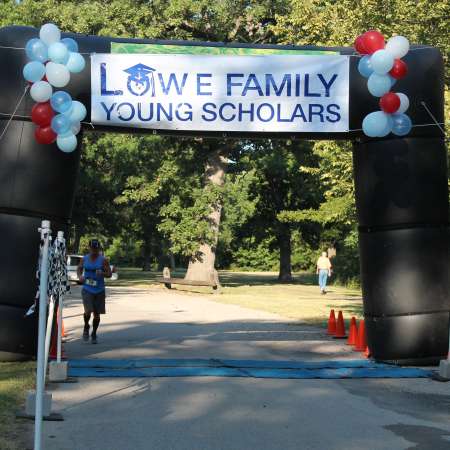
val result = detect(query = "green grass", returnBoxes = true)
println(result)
[0,362,35,450]
[109,268,363,326]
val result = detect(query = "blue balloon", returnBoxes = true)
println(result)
[66,52,85,73]
[362,111,390,138]
[48,42,69,64]
[57,133,77,153]
[61,38,79,53]
[389,75,397,87]
[51,114,71,135]
[64,101,87,122]
[370,49,394,75]
[367,73,391,97]
[358,56,373,78]
[23,61,45,83]
[50,91,73,113]
[391,113,412,136]
[25,38,48,63]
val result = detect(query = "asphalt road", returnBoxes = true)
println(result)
[43,286,450,450]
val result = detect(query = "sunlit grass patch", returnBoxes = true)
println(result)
[0,361,35,450]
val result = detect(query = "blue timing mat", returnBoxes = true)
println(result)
[67,359,434,379]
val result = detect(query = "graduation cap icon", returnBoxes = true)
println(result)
[124,63,156,97]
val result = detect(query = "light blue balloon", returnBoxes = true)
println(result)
[370,49,394,75]
[362,111,390,138]
[50,91,73,113]
[57,133,77,153]
[25,38,48,63]
[51,113,71,135]
[48,42,69,64]
[23,61,45,83]
[389,75,397,87]
[391,113,412,136]
[378,115,393,137]
[358,56,373,78]
[66,52,85,73]
[64,101,87,122]
[61,38,79,53]
[367,73,391,97]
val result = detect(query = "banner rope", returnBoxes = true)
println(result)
[0,44,437,56]
[348,122,446,132]
[0,84,29,141]
[0,108,445,135]
[420,102,446,137]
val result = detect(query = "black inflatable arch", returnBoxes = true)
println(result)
[0,26,448,364]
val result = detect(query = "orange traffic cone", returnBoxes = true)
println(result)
[334,311,346,338]
[347,317,357,345]
[327,309,336,335]
[354,319,367,352]
[61,315,66,338]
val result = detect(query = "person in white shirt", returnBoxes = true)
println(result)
[316,252,332,294]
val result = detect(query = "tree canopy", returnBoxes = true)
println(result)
[1,0,448,284]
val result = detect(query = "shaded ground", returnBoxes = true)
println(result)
[42,285,450,450]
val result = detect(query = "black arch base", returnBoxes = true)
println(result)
[354,137,449,364]
[0,26,447,363]
[0,119,80,360]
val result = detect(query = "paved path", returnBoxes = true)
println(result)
[44,286,450,450]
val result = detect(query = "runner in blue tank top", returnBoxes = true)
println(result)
[77,239,111,343]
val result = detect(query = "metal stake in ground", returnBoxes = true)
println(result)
[34,220,51,450]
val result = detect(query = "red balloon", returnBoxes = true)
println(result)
[379,92,401,114]
[354,35,368,54]
[361,30,385,54]
[35,125,57,145]
[389,58,408,79]
[31,102,55,127]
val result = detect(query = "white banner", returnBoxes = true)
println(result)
[91,54,349,133]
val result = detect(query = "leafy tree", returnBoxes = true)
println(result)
[233,140,322,281]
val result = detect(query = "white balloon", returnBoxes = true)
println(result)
[45,62,71,88]
[395,92,410,113]
[385,35,410,59]
[39,23,61,46]
[71,121,81,135]
[30,80,53,102]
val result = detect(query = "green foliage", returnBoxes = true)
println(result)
[1,0,447,285]
[229,237,279,271]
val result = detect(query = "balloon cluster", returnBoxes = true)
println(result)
[23,23,87,152]
[354,31,412,138]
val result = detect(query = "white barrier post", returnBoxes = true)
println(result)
[34,220,51,450]
[43,296,55,384]
[56,231,64,363]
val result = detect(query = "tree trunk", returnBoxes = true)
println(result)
[72,224,84,254]
[142,237,152,271]
[278,223,293,282]
[185,148,227,283]
[169,252,176,270]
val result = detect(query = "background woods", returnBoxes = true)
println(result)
[1,0,448,285]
